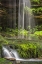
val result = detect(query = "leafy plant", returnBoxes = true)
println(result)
[0,35,8,44]
[24,6,32,15]
[37,7,42,14]
[0,58,12,64]
[19,29,28,36]
[32,8,37,13]
[1,28,18,37]
[14,42,42,58]
[31,0,40,4]
[24,7,42,15]
[30,25,42,33]
[34,31,42,36]
[34,31,42,40]
[31,7,42,14]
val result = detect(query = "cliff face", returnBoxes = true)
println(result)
[0,0,18,29]
[0,0,42,29]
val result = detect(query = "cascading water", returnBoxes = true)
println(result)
[18,0,25,38]
[2,46,42,63]
[18,0,35,40]
[10,49,20,60]
[2,46,20,60]
[0,0,42,64]
[2,46,14,59]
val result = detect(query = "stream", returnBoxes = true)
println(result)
[0,46,42,64]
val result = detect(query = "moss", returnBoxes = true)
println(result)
[0,58,12,64]
[31,0,40,4]
[13,41,42,59]
[0,35,8,44]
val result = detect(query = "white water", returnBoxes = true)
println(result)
[8,0,35,40]
[2,46,42,62]
[2,46,20,59]
[18,0,25,38]
[2,47,13,58]
[11,49,20,60]
[18,0,35,40]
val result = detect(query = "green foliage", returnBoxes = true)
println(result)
[0,58,12,64]
[0,35,42,59]
[19,29,28,36]
[13,28,18,36]
[24,6,32,15]
[31,25,39,33]
[30,25,42,33]
[30,34,39,40]
[0,58,6,64]
[31,0,40,4]
[6,28,15,37]
[37,7,42,14]
[34,31,42,36]
[28,25,42,40]
[0,28,18,37]
[0,35,8,44]
[32,8,36,13]
[34,31,42,40]
[0,25,42,40]
[14,42,42,58]
[32,7,42,14]
[24,7,42,15]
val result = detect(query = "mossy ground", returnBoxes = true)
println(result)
[0,58,12,64]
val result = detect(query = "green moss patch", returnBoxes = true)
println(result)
[0,58,12,64]
[13,41,42,59]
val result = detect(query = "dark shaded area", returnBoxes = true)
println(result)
[0,0,42,30]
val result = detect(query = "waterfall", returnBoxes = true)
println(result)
[2,46,42,62]
[2,47,14,58]
[18,0,25,39]
[18,0,35,40]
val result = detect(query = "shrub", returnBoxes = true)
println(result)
[24,6,32,15]
[19,29,28,37]
[0,58,12,64]
[34,31,42,40]
[31,0,40,4]
[14,41,42,59]
[34,31,42,36]
[37,7,42,14]
[6,28,18,36]
[0,35,8,44]
[32,7,42,14]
